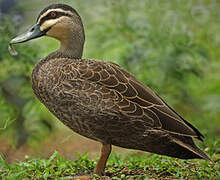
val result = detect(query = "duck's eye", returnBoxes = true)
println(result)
[50,12,57,18]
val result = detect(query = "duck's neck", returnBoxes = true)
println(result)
[57,28,85,58]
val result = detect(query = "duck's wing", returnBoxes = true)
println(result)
[71,59,204,141]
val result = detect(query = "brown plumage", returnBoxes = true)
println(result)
[9,3,211,176]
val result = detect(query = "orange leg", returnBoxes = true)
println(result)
[94,144,112,176]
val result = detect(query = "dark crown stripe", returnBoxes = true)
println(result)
[37,3,80,22]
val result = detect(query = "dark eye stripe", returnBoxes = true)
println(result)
[38,12,72,25]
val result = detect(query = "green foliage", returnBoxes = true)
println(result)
[82,0,219,104]
[0,16,54,142]
[0,19,38,81]
[0,150,219,179]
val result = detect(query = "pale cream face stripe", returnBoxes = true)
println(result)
[39,18,62,31]
[37,8,74,24]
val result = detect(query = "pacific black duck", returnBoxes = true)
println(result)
[9,3,210,176]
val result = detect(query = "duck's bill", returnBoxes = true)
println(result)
[9,23,45,56]
[10,23,45,44]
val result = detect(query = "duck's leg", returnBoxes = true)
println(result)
[94,144,112,176]
[73,144,111,179]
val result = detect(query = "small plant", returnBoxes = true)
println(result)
[1,150,218,179]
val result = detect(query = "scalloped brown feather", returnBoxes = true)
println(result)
[31,51,210,160]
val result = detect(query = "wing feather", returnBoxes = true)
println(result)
[63,59,203,139]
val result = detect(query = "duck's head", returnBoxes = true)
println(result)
[10,4,85,58]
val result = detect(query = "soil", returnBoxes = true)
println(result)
[0,130,134,164]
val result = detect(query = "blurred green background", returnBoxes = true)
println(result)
[0,0,219,161]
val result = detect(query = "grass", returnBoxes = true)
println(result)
[0,148,219,180]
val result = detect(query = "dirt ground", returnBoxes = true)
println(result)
[0,130,135,164]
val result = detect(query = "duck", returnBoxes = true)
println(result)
[9,3,211,176]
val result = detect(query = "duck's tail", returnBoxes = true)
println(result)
[171,136,211,161]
